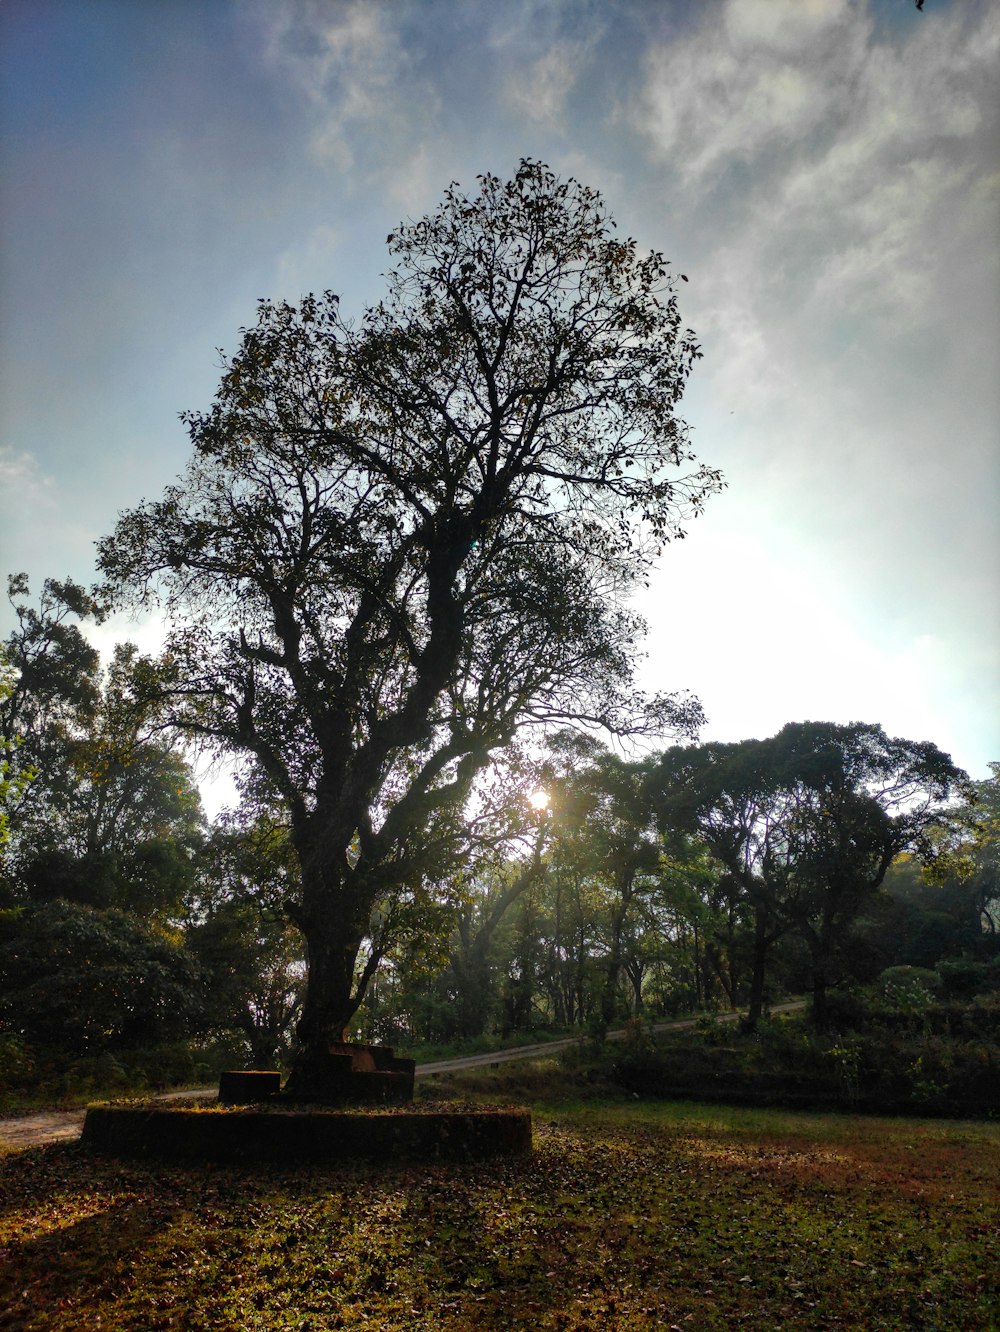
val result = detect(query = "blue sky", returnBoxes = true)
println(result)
[1,0,997,805]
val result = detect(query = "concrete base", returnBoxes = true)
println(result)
[218,1070,282,1105]
[82,1104,533,1164]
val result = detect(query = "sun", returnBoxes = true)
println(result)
[528,788,550,811]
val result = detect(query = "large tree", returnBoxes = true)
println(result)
[653,722,968,1028]
[98,161,720,1087]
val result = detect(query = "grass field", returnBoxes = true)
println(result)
[0,1065,997,1330]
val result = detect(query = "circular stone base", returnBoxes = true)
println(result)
[81,1104,532,1164]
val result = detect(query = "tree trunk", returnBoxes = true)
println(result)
[283,848,372,1097]
[602,870,634,1026]
[744,905,771,1031]
[295,927,363,1047]
[453,940,492,1039]
[807,934,834,1031]
[705,942,735,1010]
[811,974,830,1031]
[625,957,645,1014]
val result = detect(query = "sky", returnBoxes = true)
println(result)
[1,0,997,813]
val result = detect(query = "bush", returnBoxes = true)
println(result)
[878,965,940,1008]
[813,986,870,1032]
[936,957,989,999]
[63,1052,128,1095]
[620,1016,657,1057]
[0,1036,242,1108]
[610,1008,999,1117]
[0,900,204,1053]
[0,1033,36,1094]
[120,1042,198,1090]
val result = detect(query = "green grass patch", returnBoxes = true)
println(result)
[1,1064,997,1329]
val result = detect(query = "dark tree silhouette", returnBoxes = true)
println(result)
[99,161,720,1090]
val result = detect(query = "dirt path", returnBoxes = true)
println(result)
[0,1001,806,1151]
[414,999,806,1076]
[0,1086,218,1154]
[0,1109,88,1150]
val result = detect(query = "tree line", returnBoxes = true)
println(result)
[1,570,994,1088]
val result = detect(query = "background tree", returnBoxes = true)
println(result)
[181,816,305,1065]
[765,723,967,1026]
[617,839,729,1015]
[1,575,205,916]
[445,836,548,1040]
[652,740,797,1028]
[863,855,980,972]
[953,762,1000,943]
[98,161,720,1089]
[0,646,30,855]
[537,745,667,1026]
[401,740,726,1039]
[864,764,1000,980]
[0,574,103,863]
[0,898,203,1057]
[54,643,202,862]
[654,723,967,1028]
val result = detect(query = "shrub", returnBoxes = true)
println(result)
[0,900,204,1053]
[63,1052,128,1095]
[936,957,989,999]
[879,965,940,1002]
[121,1042,198,1090]
[0,1033,35,1093]
[610,1008,999,1116]
[620,1016,657,1057]
[816,986,870,1032]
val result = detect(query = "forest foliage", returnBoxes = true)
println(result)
[0,563,995,1105]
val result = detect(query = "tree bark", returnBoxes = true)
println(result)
[744,905,772,1031]
[805,931,834,1031]
[282,835,374,1095]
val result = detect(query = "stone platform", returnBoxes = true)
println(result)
[81,1103,532,1164]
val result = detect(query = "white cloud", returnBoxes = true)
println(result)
[808,156,974,322]
[505,40,589,128]
[636,525,993,773]
[0,447,55,513]
[724,0,853,55]
[633,0,1000,412]
[634,0,998,318]
[254,0,441,180]
[385,141,440,214]
[82,608,168,667]
[0,448,60,575]
[638,0,861,184]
